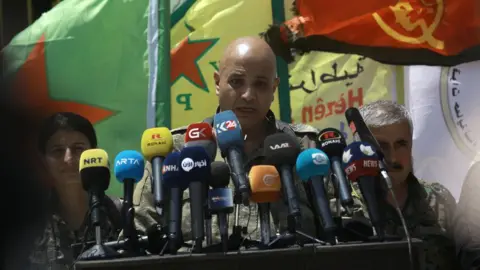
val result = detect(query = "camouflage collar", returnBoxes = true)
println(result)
[406,173,427,200]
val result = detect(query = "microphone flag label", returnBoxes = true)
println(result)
[208,188,234,211]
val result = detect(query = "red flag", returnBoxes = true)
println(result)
[263,0,480,66]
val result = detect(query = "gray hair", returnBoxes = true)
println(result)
[359,100,413,135]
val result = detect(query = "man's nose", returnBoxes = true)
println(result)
[64,148,74,164]
[240,87,255,102]
[382,145,396,164]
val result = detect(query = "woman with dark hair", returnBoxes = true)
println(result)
[29,112,122,270]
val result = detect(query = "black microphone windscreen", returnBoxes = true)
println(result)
[317,128,347,157]
[264,133,300,166]
[344,107,382,153]
[210,161,230,188]
[80,167,110,191]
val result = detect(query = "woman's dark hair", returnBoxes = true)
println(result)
[38,112,98,153]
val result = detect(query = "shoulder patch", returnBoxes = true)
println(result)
[170,125,188,135]
[428,182,457,206]
[288,122,320,135]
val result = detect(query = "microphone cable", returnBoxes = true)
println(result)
[381,172,414,270]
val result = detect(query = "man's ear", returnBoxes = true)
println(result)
[214,71,220,96]
[272,77,279,102]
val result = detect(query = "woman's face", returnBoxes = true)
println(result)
[44,130,91,184]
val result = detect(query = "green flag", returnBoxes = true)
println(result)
[4,0,155,196]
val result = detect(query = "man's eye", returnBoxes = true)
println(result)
[254,81,267,88]
[229,79,242,86]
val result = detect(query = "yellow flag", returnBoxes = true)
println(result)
[289,52,395,140]
[170,0,280,128]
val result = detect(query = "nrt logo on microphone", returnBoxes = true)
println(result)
[215,120,238,134]
[181,157,208,172]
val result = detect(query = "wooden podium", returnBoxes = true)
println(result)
[74,239,425,270]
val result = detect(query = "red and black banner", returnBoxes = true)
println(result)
[263,0,480,66]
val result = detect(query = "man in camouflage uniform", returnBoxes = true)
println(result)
[453,154,480,269]
[344,100,461,269]
[132,36,320,249]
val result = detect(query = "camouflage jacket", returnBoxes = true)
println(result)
[132,110,321,248]
[347,173,460,270]
[28,193,122,270]
[454,157,480,269]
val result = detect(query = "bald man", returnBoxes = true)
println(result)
[131,37,320,251]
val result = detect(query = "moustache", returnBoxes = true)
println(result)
[387,162,404,171]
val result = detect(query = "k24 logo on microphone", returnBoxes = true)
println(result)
[215,120,238,134]
[188,127,206,139]
[270,142,290,150]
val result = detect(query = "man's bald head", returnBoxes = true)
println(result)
[214,36,280,131]
[219,36,277,77]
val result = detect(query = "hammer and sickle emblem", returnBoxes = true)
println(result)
[372,0,445,50]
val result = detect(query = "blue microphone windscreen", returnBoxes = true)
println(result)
[162,152,187,189]
[342,141,379,166]
[295,148,330,182]
[114,150,145,183]
[208,188,234,211]
[179,146,211,181]
[213,110,243,153]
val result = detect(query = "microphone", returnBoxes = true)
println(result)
[113,150,145,254]
[248,165,281,246]
[264,133,302,229]
[342,141,385,240]
[317,128,353,211]
[162,152,187,254]
[296,148,336,244]
[78,149,119,260]
[184,122,217,245]
[344,108,392,189]
[184,122,217,161]
[179,146,211,253]
[141,128,174,217]
[209,161,234,252]
[213,110,250,206]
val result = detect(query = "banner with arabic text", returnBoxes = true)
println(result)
[289,52,397,141]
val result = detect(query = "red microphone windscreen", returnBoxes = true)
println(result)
[185,123,213,143]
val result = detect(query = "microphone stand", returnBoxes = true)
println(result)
[258,203,271,247]
[267,215,325,249]
[122,180,140,256]
[77,192,119,260]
